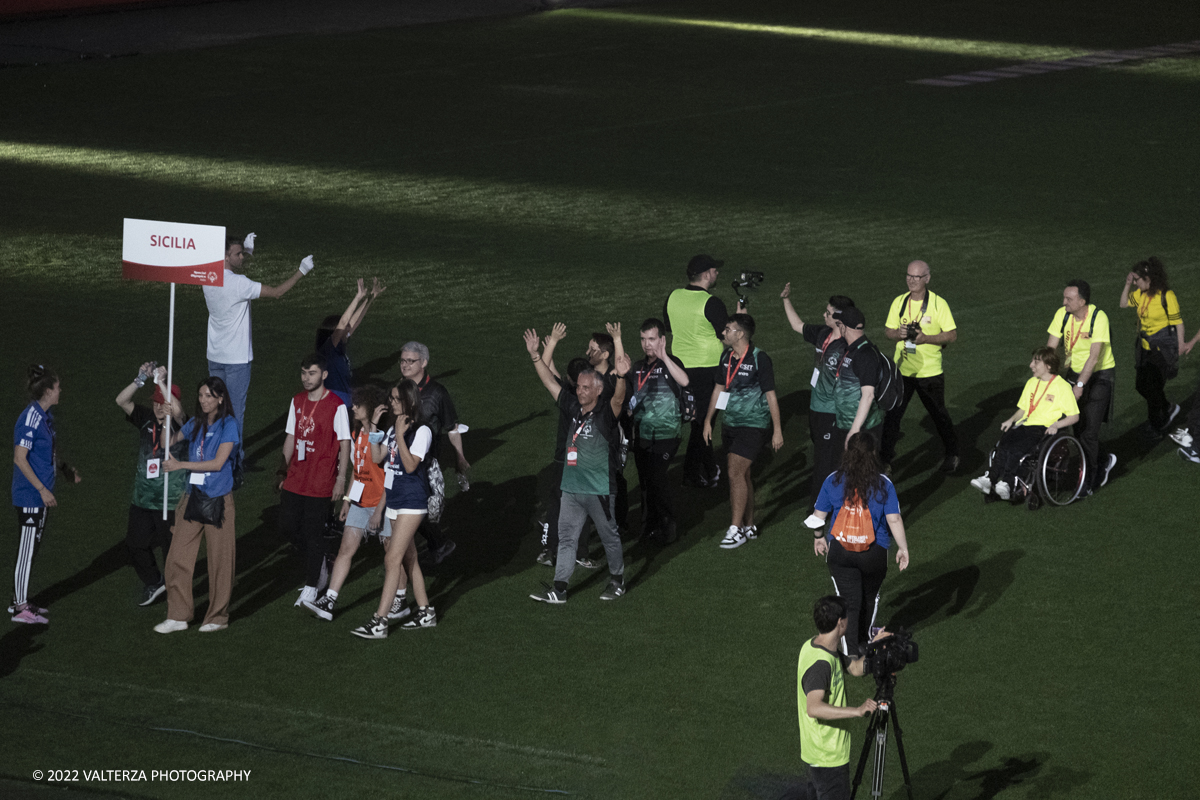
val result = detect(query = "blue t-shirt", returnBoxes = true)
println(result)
[384,424,431,511]
[319,337,352,407]
[12,401,55,508]
[815,472,900,549]
[181,416,240,497]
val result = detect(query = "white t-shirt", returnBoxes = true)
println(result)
[204,269,262,364]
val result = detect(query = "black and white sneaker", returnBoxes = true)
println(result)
[351,615,388,640]
[530,583,567,604]
[303,594,335,621]
[599,580,626,601]
[741,525,759,541]
[399,605,437,629]
[536,549,554,566]
[719,525,748,549]
[139,581,166,607]
[576,556,602,569]
[1179,445,1200,464]
[1099,453,1118,487]
[1168,427,1193,448]
[386,593,411,622]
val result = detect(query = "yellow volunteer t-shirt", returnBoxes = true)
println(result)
[886,290,956,378]
[1018,375,1079,428]
[1129,289,1182,349]
[1047,306,1117,373]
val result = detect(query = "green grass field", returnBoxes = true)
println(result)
[2,1,1198,797]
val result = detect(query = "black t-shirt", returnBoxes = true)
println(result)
[416,375,458,463]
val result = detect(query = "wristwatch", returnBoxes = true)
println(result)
[1075,380,1085,388]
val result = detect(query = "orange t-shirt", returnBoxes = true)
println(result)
[350,428,385,509]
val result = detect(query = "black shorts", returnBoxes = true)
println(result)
[723,425,768,461]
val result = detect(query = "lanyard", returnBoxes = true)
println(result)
[725,348,750,387]
[1136,292,1152,324]
[1026,379,1052,418]
[299,390,326,431]
[635,362,659,394]
[570,410,594,447]
[1064,312,1085,352]
[901,292,930,325]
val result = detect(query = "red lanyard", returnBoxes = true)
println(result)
[1064,312,1085,352]
[1026,379,1051,417]
[570,411,594,446]
[635,362,659,394]
[725,348,749,387]
[1136,292,1152,323]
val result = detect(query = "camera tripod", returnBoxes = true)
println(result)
[850,674,914,800]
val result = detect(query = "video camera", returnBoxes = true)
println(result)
[862,626,919,683]
[731,270,765,306]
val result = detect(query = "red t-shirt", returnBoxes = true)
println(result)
[349,428,385,509]
[282,390,351,498]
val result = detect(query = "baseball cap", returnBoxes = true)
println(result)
[686,254,724,278]
[833,307,866,329]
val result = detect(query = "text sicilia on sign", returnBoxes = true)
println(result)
[122,218,226,286]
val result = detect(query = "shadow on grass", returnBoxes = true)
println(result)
[881,543,1023,629]
[720,744,1089,800]
[0,625,47,679]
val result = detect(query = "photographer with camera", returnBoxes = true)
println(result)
[794,595,887,800]
[663,254,744,489]
[880,260,959,474]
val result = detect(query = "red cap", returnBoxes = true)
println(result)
[153,384,182,404]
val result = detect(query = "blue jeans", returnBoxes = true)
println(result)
[207,360,251,455]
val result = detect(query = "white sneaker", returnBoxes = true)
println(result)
[719,525,748,549]
[294,587,317,608]
[994,481,1011,500]
[198,623,227,633]
[154,619,188,634]
[970,475,992,494]
[1168,428,1193,448]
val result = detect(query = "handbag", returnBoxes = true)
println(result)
[184,488,226,527]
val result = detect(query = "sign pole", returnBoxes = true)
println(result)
[163,282,176,520]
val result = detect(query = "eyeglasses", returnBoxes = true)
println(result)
[905,274,928,280]
[400,358,422,366]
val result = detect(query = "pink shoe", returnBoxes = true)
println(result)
[12,607,49,624]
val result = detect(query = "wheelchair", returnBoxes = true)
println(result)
[984,431,1088,510]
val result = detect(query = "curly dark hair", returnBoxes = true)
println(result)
[832,431,885,505]
[1133,256,1170,296]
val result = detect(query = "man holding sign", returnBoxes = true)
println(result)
[204,233,314,448]
[115,363,187,606]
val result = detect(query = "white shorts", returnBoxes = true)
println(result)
[385,507,427,520]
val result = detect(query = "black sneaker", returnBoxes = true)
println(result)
[386,593,411,622]
[599,580,626,601]
[399,605,437,629]
[432,540,457,564]
[351,615,388,639]
[939,455,960,474]
[139,581,166,607]
[530,583,567,604]
[303,593,336,621]
[536,549,554,566]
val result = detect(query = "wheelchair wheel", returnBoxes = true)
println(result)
[1038,435,1087,506]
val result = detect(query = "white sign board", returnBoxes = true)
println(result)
[122,218,225,286]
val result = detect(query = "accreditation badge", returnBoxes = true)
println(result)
[384,468,395,489]
[715,391,730,410]
[349,480,365,502]
[566,447,579,466]
[146,458,161,479]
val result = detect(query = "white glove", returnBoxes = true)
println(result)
[153,366,168,385]
[299,255,314,275]
[243,232,256,254]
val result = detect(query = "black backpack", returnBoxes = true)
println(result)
[852,339,904,412]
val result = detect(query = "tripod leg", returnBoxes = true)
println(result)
[850,711,882,800]
[871,710,889,798]
[888,702,915,800]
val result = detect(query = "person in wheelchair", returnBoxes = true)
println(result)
[971,347,1080,500]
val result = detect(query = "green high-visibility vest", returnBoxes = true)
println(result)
[797,639,852,767]
[667,288,723,368]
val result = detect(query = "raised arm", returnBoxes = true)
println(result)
[541,322,567,381]
[606,322,626,365]
[610,353,630,417]
[652,338,689,387]
[328,279,368,347]
[525,329,563,401]
[259,255,313,299]
[1118,272,1135,309]
[780,283,806,334]
[115,361,154,415]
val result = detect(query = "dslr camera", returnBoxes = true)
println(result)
[731,270,765,306]
[904,321,922,342]
[862,626,919,681]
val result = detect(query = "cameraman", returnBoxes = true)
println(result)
[794,595,886,800]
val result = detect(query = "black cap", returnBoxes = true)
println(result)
[687,254,724,278]
[833,306,866,329]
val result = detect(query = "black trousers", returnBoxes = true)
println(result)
[278,490,331,587]
[126,505,174,587]
[826,540,888,658]
[1065,368,1113,488]
[780,764,851,800]
[1185,369,1200,435]
[881,374,958,464]
[682,366,718,482]
[632,436,681,534]
[1135,360,1172,430]
[991,425,1047,484]
[809,411,841,505]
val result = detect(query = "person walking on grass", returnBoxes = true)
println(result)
[1120,256,1185,439]
[303,386,386,622]
[11,365,80,625]
[352,380,436,638]
[156,377,239,634]
[114,362,187,607]
[702,313,783,550]
[524,328,630,604]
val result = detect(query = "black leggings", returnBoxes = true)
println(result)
[991,425,1047,484]
[826,539,888,657]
